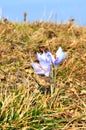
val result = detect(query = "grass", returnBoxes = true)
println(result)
[0,20,86,130]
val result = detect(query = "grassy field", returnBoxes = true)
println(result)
[0,20,86,130]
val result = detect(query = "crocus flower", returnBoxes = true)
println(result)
[31,47,66,76]
[47,47,66,65]
[36,51,52,65]
[31,52,51,76]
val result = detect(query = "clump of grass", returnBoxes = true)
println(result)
[0,21,86,129]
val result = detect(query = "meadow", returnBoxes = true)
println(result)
[0,20,86,130]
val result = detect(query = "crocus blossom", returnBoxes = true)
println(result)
[31,52,51,76]
[31,47,66,76]
[47,47,66,65]
[54,47,66,65]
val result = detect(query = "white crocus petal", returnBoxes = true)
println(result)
[36,53,41,61]
[31,62,51,77]
[54,47,66,65]
[46,52,55,64]
[31,63,45,74]
[37,51,46,62]
[37,51,53,65]
[39,61,51,76]
[56,47,66,59]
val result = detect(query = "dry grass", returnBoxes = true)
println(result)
[0,20,86,130]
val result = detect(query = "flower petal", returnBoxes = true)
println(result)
[55,47,66,65]
[46,52,55,64]
[37,51,46,62]
[37,51,53,64]
[31,62,50,76]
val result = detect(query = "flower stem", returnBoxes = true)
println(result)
[54,66,57,90]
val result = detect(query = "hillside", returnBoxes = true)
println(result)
[0,21,86,129]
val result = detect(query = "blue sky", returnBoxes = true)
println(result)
[0,0,86,25]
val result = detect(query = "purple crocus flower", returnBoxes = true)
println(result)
[54,47,66,65]
[31,52,51,76]
[31,47,66,76]
[47,47,66,65]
